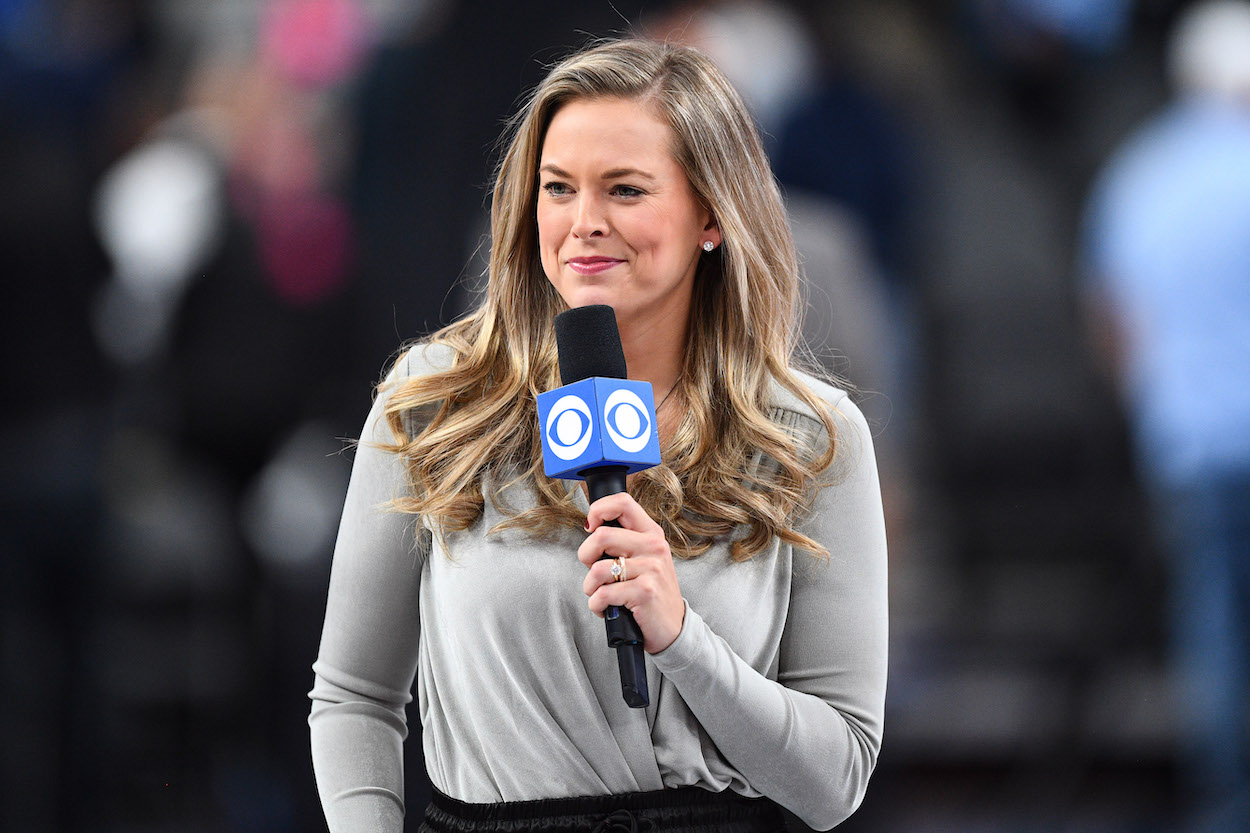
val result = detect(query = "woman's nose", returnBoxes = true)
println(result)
[571,195,607,238]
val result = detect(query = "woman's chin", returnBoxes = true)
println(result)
[559,287,622,311]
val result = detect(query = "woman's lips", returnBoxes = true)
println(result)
[567,256,624,276]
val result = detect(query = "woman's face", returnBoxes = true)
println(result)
[536,96,719,336]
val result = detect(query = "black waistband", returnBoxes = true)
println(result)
[422,785,784,833]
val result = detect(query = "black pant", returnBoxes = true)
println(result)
[420,786,787,833]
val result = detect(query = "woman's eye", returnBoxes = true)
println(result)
[612,185,644,198]
[541,182,571,197]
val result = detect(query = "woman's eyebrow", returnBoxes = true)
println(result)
[537,163,657,181]
[601,167,656,181]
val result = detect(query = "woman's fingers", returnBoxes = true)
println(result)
[576,523,668,567]
[582,555,628,597]
[584,492,660,534]
[587,570,664,617]
[579,492,684,653]
[586,567,684,653]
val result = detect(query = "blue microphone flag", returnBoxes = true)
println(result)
[538,377,661,480]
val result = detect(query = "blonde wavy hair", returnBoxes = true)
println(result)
[382,38,839,560]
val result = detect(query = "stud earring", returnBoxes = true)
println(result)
[702,241,715,252]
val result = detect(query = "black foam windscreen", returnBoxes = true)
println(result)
[554,305,628,383]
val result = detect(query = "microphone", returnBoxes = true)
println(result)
[538,305,661,708]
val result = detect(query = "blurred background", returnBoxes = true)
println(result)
[3,0,1249,831]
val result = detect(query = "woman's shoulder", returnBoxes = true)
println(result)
[767,368,870,466]
[767,367,850,419]
[377,341,459,440]
[388,341,458,384]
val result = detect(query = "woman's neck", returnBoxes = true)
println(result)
[618,317,687,449]
[617,312,687,399]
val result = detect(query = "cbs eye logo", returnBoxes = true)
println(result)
[545,394,594,460]
[544,389,654,460]
[603,389,652,453]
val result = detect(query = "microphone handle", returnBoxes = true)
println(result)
[584,466,649,708]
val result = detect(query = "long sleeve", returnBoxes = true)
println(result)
[309,354,428,832]
[650,396,888,830]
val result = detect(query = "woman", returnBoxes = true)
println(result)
[310,38,887,833]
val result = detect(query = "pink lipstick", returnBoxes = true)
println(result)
[568,256,623,276]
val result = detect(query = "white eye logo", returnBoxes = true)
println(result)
[603,389,652,453]
[545,394,594,460]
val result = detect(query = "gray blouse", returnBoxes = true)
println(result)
[309,344,888,831]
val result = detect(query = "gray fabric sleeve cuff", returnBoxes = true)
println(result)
[649,599,705,673]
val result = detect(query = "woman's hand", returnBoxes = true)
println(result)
[579,492,685,654]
